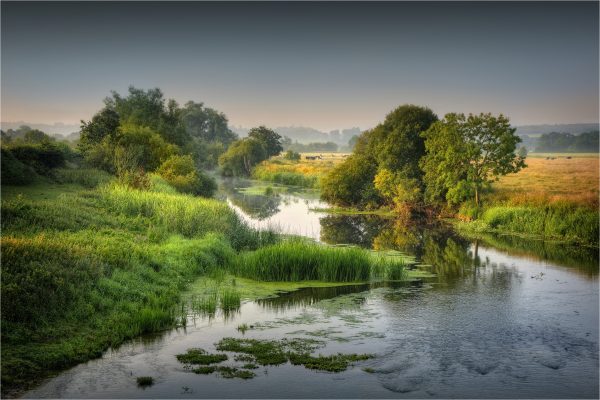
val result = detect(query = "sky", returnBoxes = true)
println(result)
[1,1,598,132]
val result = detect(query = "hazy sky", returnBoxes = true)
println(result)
[1,1,598,131]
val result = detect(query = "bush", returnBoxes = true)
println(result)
[157,155,216,197]
[1,148,37,185]
[6,142,66,174]
[283,150,301,161]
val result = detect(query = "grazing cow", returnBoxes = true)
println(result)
[566,156,572,159]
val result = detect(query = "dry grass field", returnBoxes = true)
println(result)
[493,155,599,208]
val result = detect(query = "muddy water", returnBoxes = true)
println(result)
[24,180,599,398]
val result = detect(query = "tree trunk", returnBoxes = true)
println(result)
[475,185,479,207]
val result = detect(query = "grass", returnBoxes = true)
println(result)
[1,167,415,395]
[0,174,275,396]
[251,154,345,188]
[231,239,405,282]
[491,156,599,209]
[457,156,599,246]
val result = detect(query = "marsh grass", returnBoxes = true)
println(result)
[233,239,405,282]
[220,288,241,311]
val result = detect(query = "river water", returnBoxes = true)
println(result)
[25,179,599,398]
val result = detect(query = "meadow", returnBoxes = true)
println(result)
[252,153,347,188]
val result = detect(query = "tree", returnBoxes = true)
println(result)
[79,107,120,151]
[320,152,381,208]
[218,138,267,177]
[320,104,437,209]
[421,113,526,207]
[247,126,282,157]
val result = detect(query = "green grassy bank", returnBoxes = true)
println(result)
[0,172,409,396]
[456,202,599,247]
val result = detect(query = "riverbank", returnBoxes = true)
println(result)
[0,174,413,396]
[251,154,599,247]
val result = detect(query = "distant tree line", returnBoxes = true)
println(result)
[534,131,598,153]
[321,105,525,213]
[281,138,339,153]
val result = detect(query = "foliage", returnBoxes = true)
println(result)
[421,113,526,207]
[3,141,66,174]
[321,104,437,209]
[535,130,599,153]
[157,155,216,197]
[320,152,381,208]
[218,137,267,177]
[247,126,283,157]
[1,148,38,185]
[284,150,301,161]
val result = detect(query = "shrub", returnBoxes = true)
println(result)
[1,148,37,185]
[283,150,301,161]
[157,155,216,197]
[5,142,66,174]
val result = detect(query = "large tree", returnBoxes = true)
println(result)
[247,126,283,157]
[218,137,267,177]
[421,113,526,207]
[321,104,437,209]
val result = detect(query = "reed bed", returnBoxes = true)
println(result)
[232,239,405,282]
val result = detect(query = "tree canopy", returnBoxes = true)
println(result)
[321,104,437,210]
[421,113,526,207]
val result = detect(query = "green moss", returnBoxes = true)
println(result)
[242,363,259,370]
[176,348,228,365]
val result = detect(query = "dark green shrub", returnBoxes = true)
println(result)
[1,148,37,185]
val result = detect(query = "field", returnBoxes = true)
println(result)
[252,153,348,187]
[492,155,599,208]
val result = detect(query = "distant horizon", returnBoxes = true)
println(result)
[2,119,598,138]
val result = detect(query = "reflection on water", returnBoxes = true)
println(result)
[24,180,599,399]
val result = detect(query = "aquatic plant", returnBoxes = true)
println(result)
[176,348,228,365]
[220,288,241,311]
[136,376,154,387]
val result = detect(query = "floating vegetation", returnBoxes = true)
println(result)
[176,348,228,365]
[289,353,374,372]
[216,366,256,379]
[192,366,217,374]
[216,338,289,365]
[234,354,256,363]
[212,337,373,374]
[136,376,154,387]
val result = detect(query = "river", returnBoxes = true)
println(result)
[24,179,599,398]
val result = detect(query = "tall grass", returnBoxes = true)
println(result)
[0,177,273,394]
[232,239,404,282]
[480,203,599,246]
[53,168,113,188]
